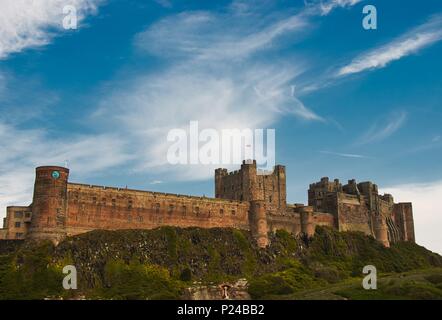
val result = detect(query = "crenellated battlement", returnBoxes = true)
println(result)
[215,160,286,213]
[68,183,247,204]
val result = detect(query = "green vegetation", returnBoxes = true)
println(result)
[333,269,442,300]
[0,226,440,300]
[248,227,442,299]
[248,259,327,299]
[262,268,442,300]
[95,259,182,299]
[0,242,64,299]
[303,227,442,276]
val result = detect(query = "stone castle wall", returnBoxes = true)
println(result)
[267,212,301,234]
[0,161,415,248]
[336,194,372,234]
[65,183,250,237]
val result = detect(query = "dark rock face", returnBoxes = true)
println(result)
[52,227,303,288]
[0,240,24,255]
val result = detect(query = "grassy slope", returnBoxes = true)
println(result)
[0,226,441,300]
[281,268,442,300]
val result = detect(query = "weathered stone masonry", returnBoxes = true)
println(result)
[0,161,415,248]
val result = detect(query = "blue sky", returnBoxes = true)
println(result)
[0,0,441,253]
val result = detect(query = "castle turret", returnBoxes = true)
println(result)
[300,206,315,238]
[343,179,360,195]
[374,215,390,247]
[249,200,269,248]
[27,166,69,243]
[241,160,261,201]
[215,168,228,198]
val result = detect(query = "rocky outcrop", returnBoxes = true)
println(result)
[183,279,250,300]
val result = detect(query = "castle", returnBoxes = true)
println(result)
[0,160,415,248]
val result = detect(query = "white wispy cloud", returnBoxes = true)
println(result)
[135,9,309,62]
[93,3,336,181]
[318,0,363,16]
[0,0,104,59]
[319,150,368,158]
[91,0,365,181]
[137,0,363,62]
[405,135,442,154]
[337,14,442,76]
[297,14,442,96]
[154,0,172,8]
[94,64,309,180]
[382,181,442,255]
[357,111,407,145]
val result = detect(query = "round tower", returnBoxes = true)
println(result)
[300,206,315,238]
[374,215,390,248]
[249,200,268,248]
[27,166,69,243]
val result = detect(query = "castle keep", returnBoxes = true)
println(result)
[0,161,415,248]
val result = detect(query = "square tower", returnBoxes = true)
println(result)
[215,160,286,213]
